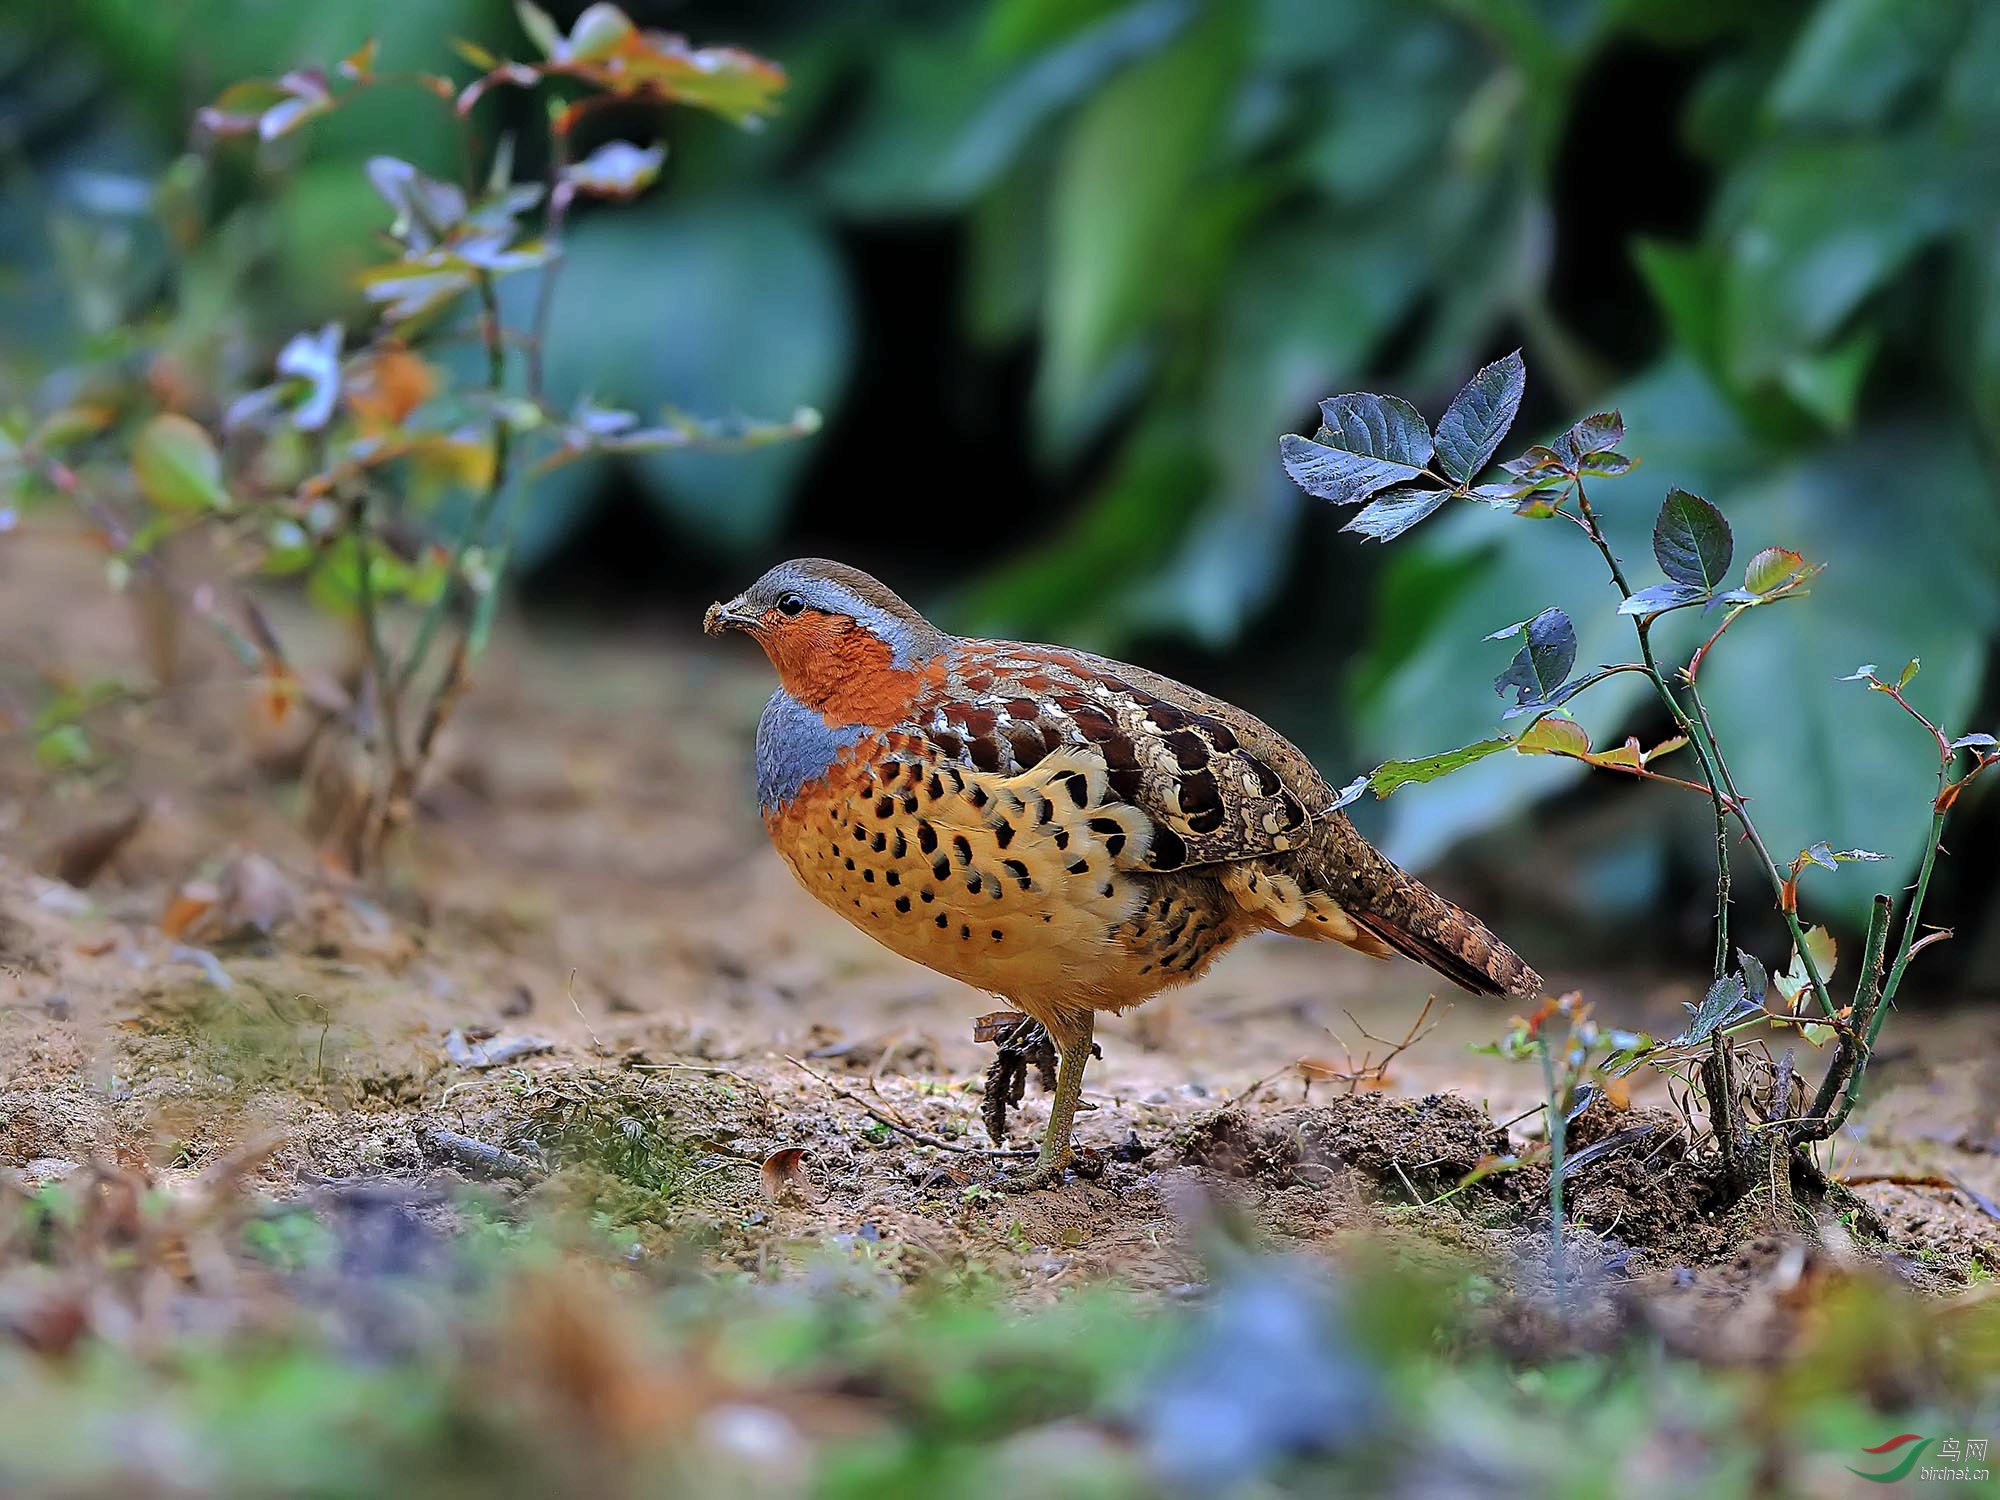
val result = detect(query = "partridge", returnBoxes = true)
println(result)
[705,559,1541,1182]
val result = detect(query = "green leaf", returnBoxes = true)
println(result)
[133,415,228,512]
[1769,0,1966,130]
[1774,927,1839,1011]
[1314,392,1431,468]
[1617,581,1707,616]
[1557,411,1623,462]
[1633,240,1725,378]
[35,724,92,771]
[514,0,563,58]
[1341,485,1450,544]
[1491,607,1576,707]
[1743,546,1808,594]
[1039,4,1240,445]
[1366,738,1513,798]
[1279,435,1425,507]
[1433,350,1525,484]
[565,2,635,63]
[1651,487,1732,591]
[1515,717,1589,756]
[1673,974,1758,1046]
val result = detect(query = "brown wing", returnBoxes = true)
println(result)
[903,644,1319,870]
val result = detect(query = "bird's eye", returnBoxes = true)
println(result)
[777,591,807,617]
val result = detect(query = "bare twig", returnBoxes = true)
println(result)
[784,1055,1034,1158]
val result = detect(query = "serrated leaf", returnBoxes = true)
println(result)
[1559,411,1624,461]
[1586,739,1645,770]
[1366,738,1513,797]
[1743,545,1808,594]
[1434,350,1525,484]
[1499,444,1567,479]
[1736,950,1768,1008]
[1578,451,1634,477]
[1341,485,1451,543]
[1617,581,1708,616]
[1315,392,1432,468]
[1833,848,1888,861]
[1279,433,1425,507]
[133,415,228,512]
[1652,487,1733,591]
[1950,732,1997,752]
[1674,974,1758,1046]
[1515,717,1590,756]
[1492,607,1576,706]
[1775,926,1839,1012]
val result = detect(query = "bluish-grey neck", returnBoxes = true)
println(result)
[755,689,869,811]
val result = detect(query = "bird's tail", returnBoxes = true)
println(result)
[1308,817,1543,999]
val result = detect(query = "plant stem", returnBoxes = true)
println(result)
[1570,478,1839,1017]
[1795,893,1892,1142]
[1572,479,1735,981]
[397,271,512,693]
[1539,1040,1567,1311]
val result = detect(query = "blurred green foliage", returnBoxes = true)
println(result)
[3,0,1996,896]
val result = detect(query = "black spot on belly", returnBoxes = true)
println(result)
[965,871,983,895]
[1002,859,1031,889]
[1061,772,1089,807]
[920,887,935,903]
[951,834,972,865]
[885,870,900,886]
[917,821,937,854]
[863,869,875,883]
[895,896,911,913]
[935,913,949,928]
[875,796,895,818]
[994,822,1016,849]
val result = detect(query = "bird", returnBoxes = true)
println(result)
[704,559,1542,1185]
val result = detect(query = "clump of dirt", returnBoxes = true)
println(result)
[1170,1093,1517,1205]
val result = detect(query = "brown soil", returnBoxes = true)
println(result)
[4,518,1998,1339]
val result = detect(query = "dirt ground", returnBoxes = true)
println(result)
[4,519,1999,1323]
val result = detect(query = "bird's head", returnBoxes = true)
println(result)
[704,558,948,720]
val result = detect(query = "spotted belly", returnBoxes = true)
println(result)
[762,732,1240,1013]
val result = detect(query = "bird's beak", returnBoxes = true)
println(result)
[703,595,758,636]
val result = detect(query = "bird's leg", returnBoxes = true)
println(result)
[1025,1010,1095,1187]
